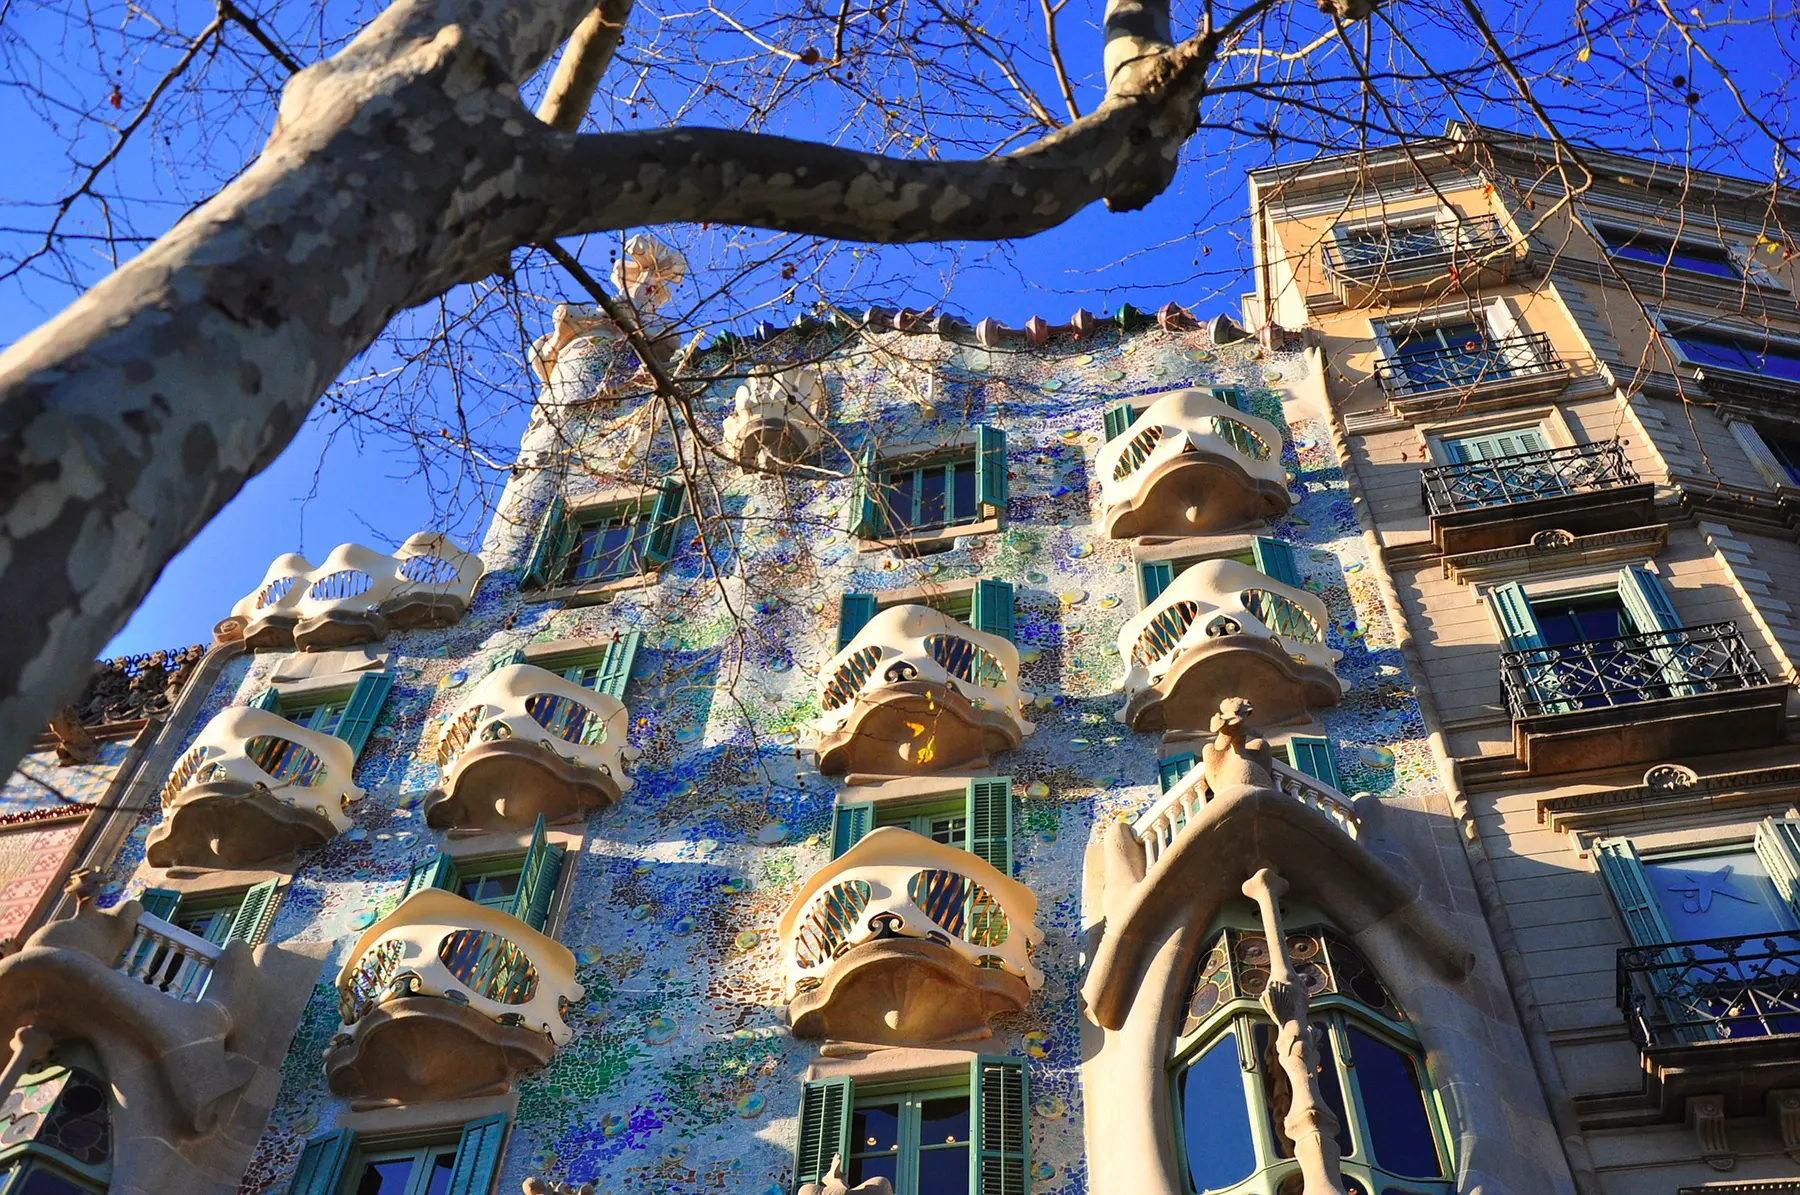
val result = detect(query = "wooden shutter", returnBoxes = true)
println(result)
[1102,404,1137,441]
[1486,297,1541,370]
[837,593,879,651]
[1251,538,1301,588]
[832,803,874,858]
[971,1056,1028,1195]
[846,444,882,538]
[1616,565,1682,634]
[444,1113,509,1195]
[1756,818,1800,923]
[1728,420,1793,489]
[793,1077,853,1190]
[1285,736,1342,790]
[976,425,1008,516]
[520,495,567,589]
[966,778,1014,876]
[594,630,642,700]
[1594,838,1674,948]
[1445,427,1548,462]
[1158,753,1197,793]
[249,687,284,714]
[285,1128,355,1195]
[1487,581,1545,649]
[138,887,181,921]
[1139,561,1175,605]
[226,879,283,946]
[334,671,393,756]
[971,579,1016,642]
[642,479,686,566]
[512,815,566,932]
[402,854,459,900]
[1212,386,1246,411]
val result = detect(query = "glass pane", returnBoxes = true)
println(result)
[570,525,606,580]
[884,472,916,532]
[15,1166,102,1195]
[177,908,232,945]
[951,460,978,522]
[851,1101,902,1154]
[461,871,522,906]
[353,1157,418,1195]
[1179,1034,1257,1192]
[848,1154,898,1189]
[1645,848,1796,941]
[916,1143,971,1194]
[927,815,968,847]
[1530,596,1627,647]
[422,1151,458,1195]
[1347,1028,1442,1178]
[919,466,947,528]
[919,1094,970,1146]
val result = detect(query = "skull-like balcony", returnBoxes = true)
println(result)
[721,365,829,470]
[230,533,484,652]
[1116,559,1342,733]
[146,707,362,870]
[777,827,1043,1047]
[424,664,636,831]
[325,889,584,1106]
[1097,389,1292,538]
[815,605,1033,777]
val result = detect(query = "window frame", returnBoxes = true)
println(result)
[1589,219,1743,281]
[846,428,1007,548]
[1651,309,1800,384]
[565,500,656,585]
[844,1073,974,1195]
[342,1141,460,1195]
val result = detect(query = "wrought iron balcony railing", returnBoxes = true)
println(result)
[1323,216,1513,282]
[1420,441,1637,516]
[1618,930,1800,1051]
[1499,621,1766,719]
[1374,332,1562,399]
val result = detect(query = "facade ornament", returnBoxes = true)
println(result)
[1530,528,1575,550]
[1688,1093,1734,1171]
[1241,865,1349,1195]
[1201,697,1276,793]
[62,868,101,916]
[1643,763,1699,792]
[1768,1088,1800,1162]
[1207,312,1250,344]
[797,1155,894,1195]
[46,705,98,765]
[1024,315,1050,345]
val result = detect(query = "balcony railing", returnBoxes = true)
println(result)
[1374,332,1562,400]
[1499,621,1767,719]
[1323,216,1512,282]
[1131,753,1362,869]
[1421,441,1638,516]
[117,910,223,1003]
[1096,388,1291,538]
[1618,930,1800,1051]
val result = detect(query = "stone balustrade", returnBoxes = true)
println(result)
[1097,389,1292,538]
[1131,755,1362,869]
[721,365,829,469]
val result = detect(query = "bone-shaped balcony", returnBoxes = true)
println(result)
[778,827,1042,1047]
[425,664,636,831]
[229,532,484,651]
[815,605,1033,777]
[1097,389,1292,538]
[1116,559,1342,733]
[721,365,829,469]
[146,707,363,870]
[325,888,584,1106]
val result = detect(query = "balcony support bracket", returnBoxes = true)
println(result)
[1688,1093,1735,1172]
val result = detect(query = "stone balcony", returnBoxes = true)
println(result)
[721,365,829,469]
[230,532,484,652]
[1096,389,1291,538]
[1132,749,1364,868]
[815,605,1033,777]
[425,664,636,831]
[1116,559,1342,733]
[146,707,363,871]
[325,888,584,1106]
[777,827,1042,1048]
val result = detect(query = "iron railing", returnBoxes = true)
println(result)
[1322,216,1512,282]
[1374,331,1560,398]
[1618,930,1800,1050]
[1499,621,1766,719]
[1420,440,1637,516]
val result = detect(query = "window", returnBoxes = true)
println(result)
[348,1145,457,1195]
[1763,430,1800,485]
[537,630,642,700]
[833,778,1013,876]
[399,814,565,933]
[791,1059,1025,1195]
[284,1114,507,1195]
[0,1051,112,1195]
[1438,425,1548,463]
[836,580,1015,651]
[248,671,394,758]
[1595,224,1741,279]
[1670,326,1800,385]
[518,482,686,592]
[846,428,1006,542]
[137,879,283,947]
[1139,538,1300,606]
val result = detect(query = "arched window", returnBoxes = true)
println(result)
[1171,917,1451,1195]
[0,1049,113,1194]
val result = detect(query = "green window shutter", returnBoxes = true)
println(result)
[226,879,284,946]
[1251,538,1301,588]
[642,479,687,567]
[402,853,460,901]
[971,579,1016,642]
[1213,386,1246,411]
[334,671,393,756]
[966,778,1014,876]
[1488,581,1545,650]
[970,1056,1028,1195]
[793,1076,853,1190]
[285,1127,355,1195]
[512,814,566,933]
[1616,565,1682,634]
[138,887,182,921]
[1755,818,1800,922]
[846,444,882,538]
[1139,561,1175,605]
[520,495,567,589]
[837,593,879,651]
[976,425,1008,516]
[594,631,643,701]
[1594,838,1674,948]
[249,687,284,714]
[832,803,875,858]
[1157,753,1197,793]
[1444,427,1548,462]
[1102,404,1137,441]
[444,1113,509,1195]
[1285,736,1342,790]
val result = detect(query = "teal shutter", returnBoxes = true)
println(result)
[832,803,874,858]
[1139,561,1175,605]
[846,444,882,538]
[1444,427,1548,461]
[837,593,879,651]
[249,687,284,714]
[966,778,1014,876]
[1102,404,1137,441]
[1489,582,1545,649]
[1252,538,1301,588]
[793,1077,854,1189]
[1286,736,1342,790]
[1158,753,1197,793]
[971,579,1016,642]
[642,479,686,566]
[444,1113,509,1195]
[1213,386,1246,411]
[1595,838,1674,948]
[1755,818,1800,923]
[334,671,393,756]
[226,879,284,946]
[594,631,642,700]
[138,887,181,921]
[520,495,567,588]
[971,1056,1028,1195]
[402,854,460,900]
[1617,565,1698,696]
[285,1128,355,1195]
[976,426,1008,516]
[512,815,566,932]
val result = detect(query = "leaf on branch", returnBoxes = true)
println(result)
[1576,44,1591,63]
